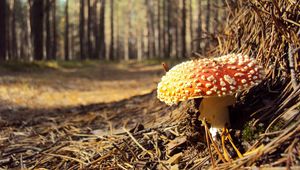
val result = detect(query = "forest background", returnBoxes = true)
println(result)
[0,0,227,62]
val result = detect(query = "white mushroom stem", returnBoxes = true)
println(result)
[199,95,236,137]
[209,127,219,139]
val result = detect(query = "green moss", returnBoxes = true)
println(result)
[242,120,265,142]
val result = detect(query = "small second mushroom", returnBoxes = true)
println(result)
[157,53,265,160]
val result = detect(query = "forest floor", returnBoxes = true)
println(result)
[0,61,178,168]
[0,61,165,109]
[0,61,299,169]
[0,60,174,131]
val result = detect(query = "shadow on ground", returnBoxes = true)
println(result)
[0,90,176,131]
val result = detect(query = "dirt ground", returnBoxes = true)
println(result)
[0,62,164,109]
[0,61,175,129]
[0,62,181,168]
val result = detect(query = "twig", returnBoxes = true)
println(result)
[117,163,129,170]
[123,127,154,158]
[112,143,130,163]
[288,44,299,90]
[122,139,139,161]
[202,120,216,167]
[44,153,87,165]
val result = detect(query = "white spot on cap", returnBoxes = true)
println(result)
[211,86,218,92]
[195,89,202,93]
[207,75,216,82]
[221,87,227,91]
[206,91,212,95]
[229,65,237,69]
[220,79,226,86]
[248,62,254,67]
[228,58,236,64]
[249,70,255,74]
[234,73,244,77]
[224,75,236,85]
[241,79,247,84]
[205,83,212,88]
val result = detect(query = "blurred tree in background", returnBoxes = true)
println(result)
[0,0,228,62]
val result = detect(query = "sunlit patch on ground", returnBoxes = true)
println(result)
[0,62,164,109]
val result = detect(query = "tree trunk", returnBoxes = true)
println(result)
[109,0,114,60]
[175,2,179,58]
[162,0,167,58]
[157,0,161,58]
[80,0,85,60]
[181,0,187,58]
[0,0,6,61]
[45,0,51,60]
[52,0,57,60]
[31,0,44,60]
[173,1,181,58]
[64,0,69,61]
[205,0,210,49]
[124,0,131,60]
[99,0,106,59]
[116,2,121,60]
[167,0,172,58]
[71,24,76,60]
[92,0,99,59]
[196,0,202,53]
[11,0,18,60]
[137,31,142,61]
[145,0,156,59]
[189,0,194,51]
[24,0,32,61]
[6,1,12,60]
[150,0,156,58]
[87,0,92,59]
[127,0,135,59]
[213,0,219,34]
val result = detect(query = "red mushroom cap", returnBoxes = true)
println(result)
[157,53,265,105]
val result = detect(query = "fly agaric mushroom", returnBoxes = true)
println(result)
[157,53,265,160]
